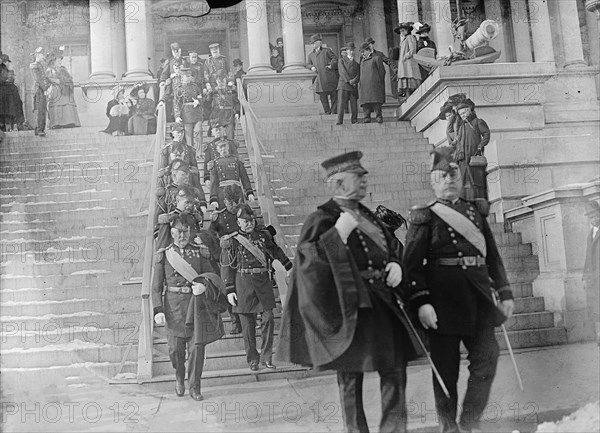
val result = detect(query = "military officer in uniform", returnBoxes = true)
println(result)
[155,160,207,251]
[403,147,514,433]
[188,51,205,87]
[206,75,239,140]
[153,214,227,401]
[29,47,51,136]
[209,184,245,334]
[277,151,419,433]
[209,139,254,210]
[203,121,239,186]
[173,66,204,154]
[160,122,200,188]
[221,204,293,371]
[204,42,229,87]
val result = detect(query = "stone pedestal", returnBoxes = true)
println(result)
[243,72,320,117]
[521,183,600,341]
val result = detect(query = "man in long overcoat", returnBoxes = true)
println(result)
[336,46,360,125]
[403,147,514,433]
[277,151,419,433]
[221,204,293,371]
[152,214,227,401]
[29,47,50,136]
[307,33,339,115]
[395,23,421,100]
[358,43,386,124]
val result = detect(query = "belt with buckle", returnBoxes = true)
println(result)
[167,286,192,294]
[240,267,268,274]
[183,102,197,106]
[359,269,386,280]
[437,257,486,267]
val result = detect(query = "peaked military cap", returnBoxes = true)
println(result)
[430,146,457,173]
[209,43,220,49]
[171,122,184,132]
[236,203,255,220]
[170,158,190,173]
[170,42,181,50]
[322,151,368,179]
[310,34,322,44]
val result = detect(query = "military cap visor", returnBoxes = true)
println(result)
[170,159,190,173]
[236,204,255,220]
[322,151,368,179]
[171,122,184,132]
[209,43,220,49]
[170,42,181,50]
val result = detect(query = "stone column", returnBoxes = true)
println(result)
[88,0,115,80]
[246,0,272,73]
[397,0,419,23]
[585,1,600,67]
[111,0,127,80]
[528,0,555,63]
[430,0,454,57]
[280,0,306,72]
[123,0,152,79]
[557,0,587,68]
[510,0,533,62]
[367,0,391,98]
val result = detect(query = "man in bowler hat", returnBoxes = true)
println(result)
[307,33,339,115]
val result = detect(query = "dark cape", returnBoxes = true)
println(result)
[277,199,421,370]
[185,272,228,345]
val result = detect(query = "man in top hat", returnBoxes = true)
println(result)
[203,120,239,186]
[583,200,600,344]
[394,22,421,101]
[358,42,386,124]
[277,151,420,433]
[403,147,514,433]
[307,33,339,115]
[209,138,254,210]
[29,47,51,136]
[336,45,360,125]
[454,101,490,201]
[205,43,229,87]
[173,65,204,153]
[152,213,227,401]
[221,203,292,371]
[415,23,437,80]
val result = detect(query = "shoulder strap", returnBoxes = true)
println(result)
[234,234,267,267]
[430,202,487,257]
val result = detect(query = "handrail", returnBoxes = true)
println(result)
[236,78,294,259]
[136,103,166,382]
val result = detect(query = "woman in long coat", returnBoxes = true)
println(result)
[395,22,421,100]
[128,85,156,135]
[358,43,386,123]
[46,53,81,129]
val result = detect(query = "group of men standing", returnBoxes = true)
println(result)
[307,23,437,125]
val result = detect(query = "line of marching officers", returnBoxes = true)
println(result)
[150,141,516,433]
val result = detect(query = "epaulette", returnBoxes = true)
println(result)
[472,198,490,217]
[408,202,433,225]
[210,208,225,222]
[154,244,172,263]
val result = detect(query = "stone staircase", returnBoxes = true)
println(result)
[0,127,154,390]
[256,115,567,350]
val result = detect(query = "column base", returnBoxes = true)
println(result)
[282,64,311,73]
[247,65,276,74]
[122,70,153,80]
[243,71,321,117]
[564,60,589,69]
[89,71,117,81]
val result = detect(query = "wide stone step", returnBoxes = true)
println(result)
[0,283,140,302]
[1,340,137,369]
[0,310,141,331]
[0,187,143,206]
[497,327,567,350]
[513,296,545,314]
[512,282,534,298]
[0,221,145,243]
[497,243,534,260]
[0,167,153,186]
[0,197,137,213]
[0,181,149,196]
[0,159,152,177]
[504,311,554,331]
[1,207,142,223]
[0,269,124,290]
[1,258,137,278]
[0,296,141,318]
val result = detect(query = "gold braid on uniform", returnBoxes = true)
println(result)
[220,245,238,268]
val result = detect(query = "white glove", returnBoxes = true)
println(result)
[248,194,255,202]
[209,202,218,210]
[334,211,358,244]
[227,292,238,306]
[159,81,166,87]
[176,117,183,123]
[193,99,200,108]
[418,304,438,330]
[385,262,403,287]
[235,113,240,120]
[310,66,317,72]
[200,205,207,213]
[157,100,165,107]
[192,282,207,296]
[154,312,166,325]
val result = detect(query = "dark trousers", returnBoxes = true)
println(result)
[362,103,382,121]
[429,327,499,433]
[227,303,241,330]
[34,88,47,133]
[337,89,358,124]
[318,91,338,114]
[238,309,274,364]
[337,368,408,433]
[167,334,206,392]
